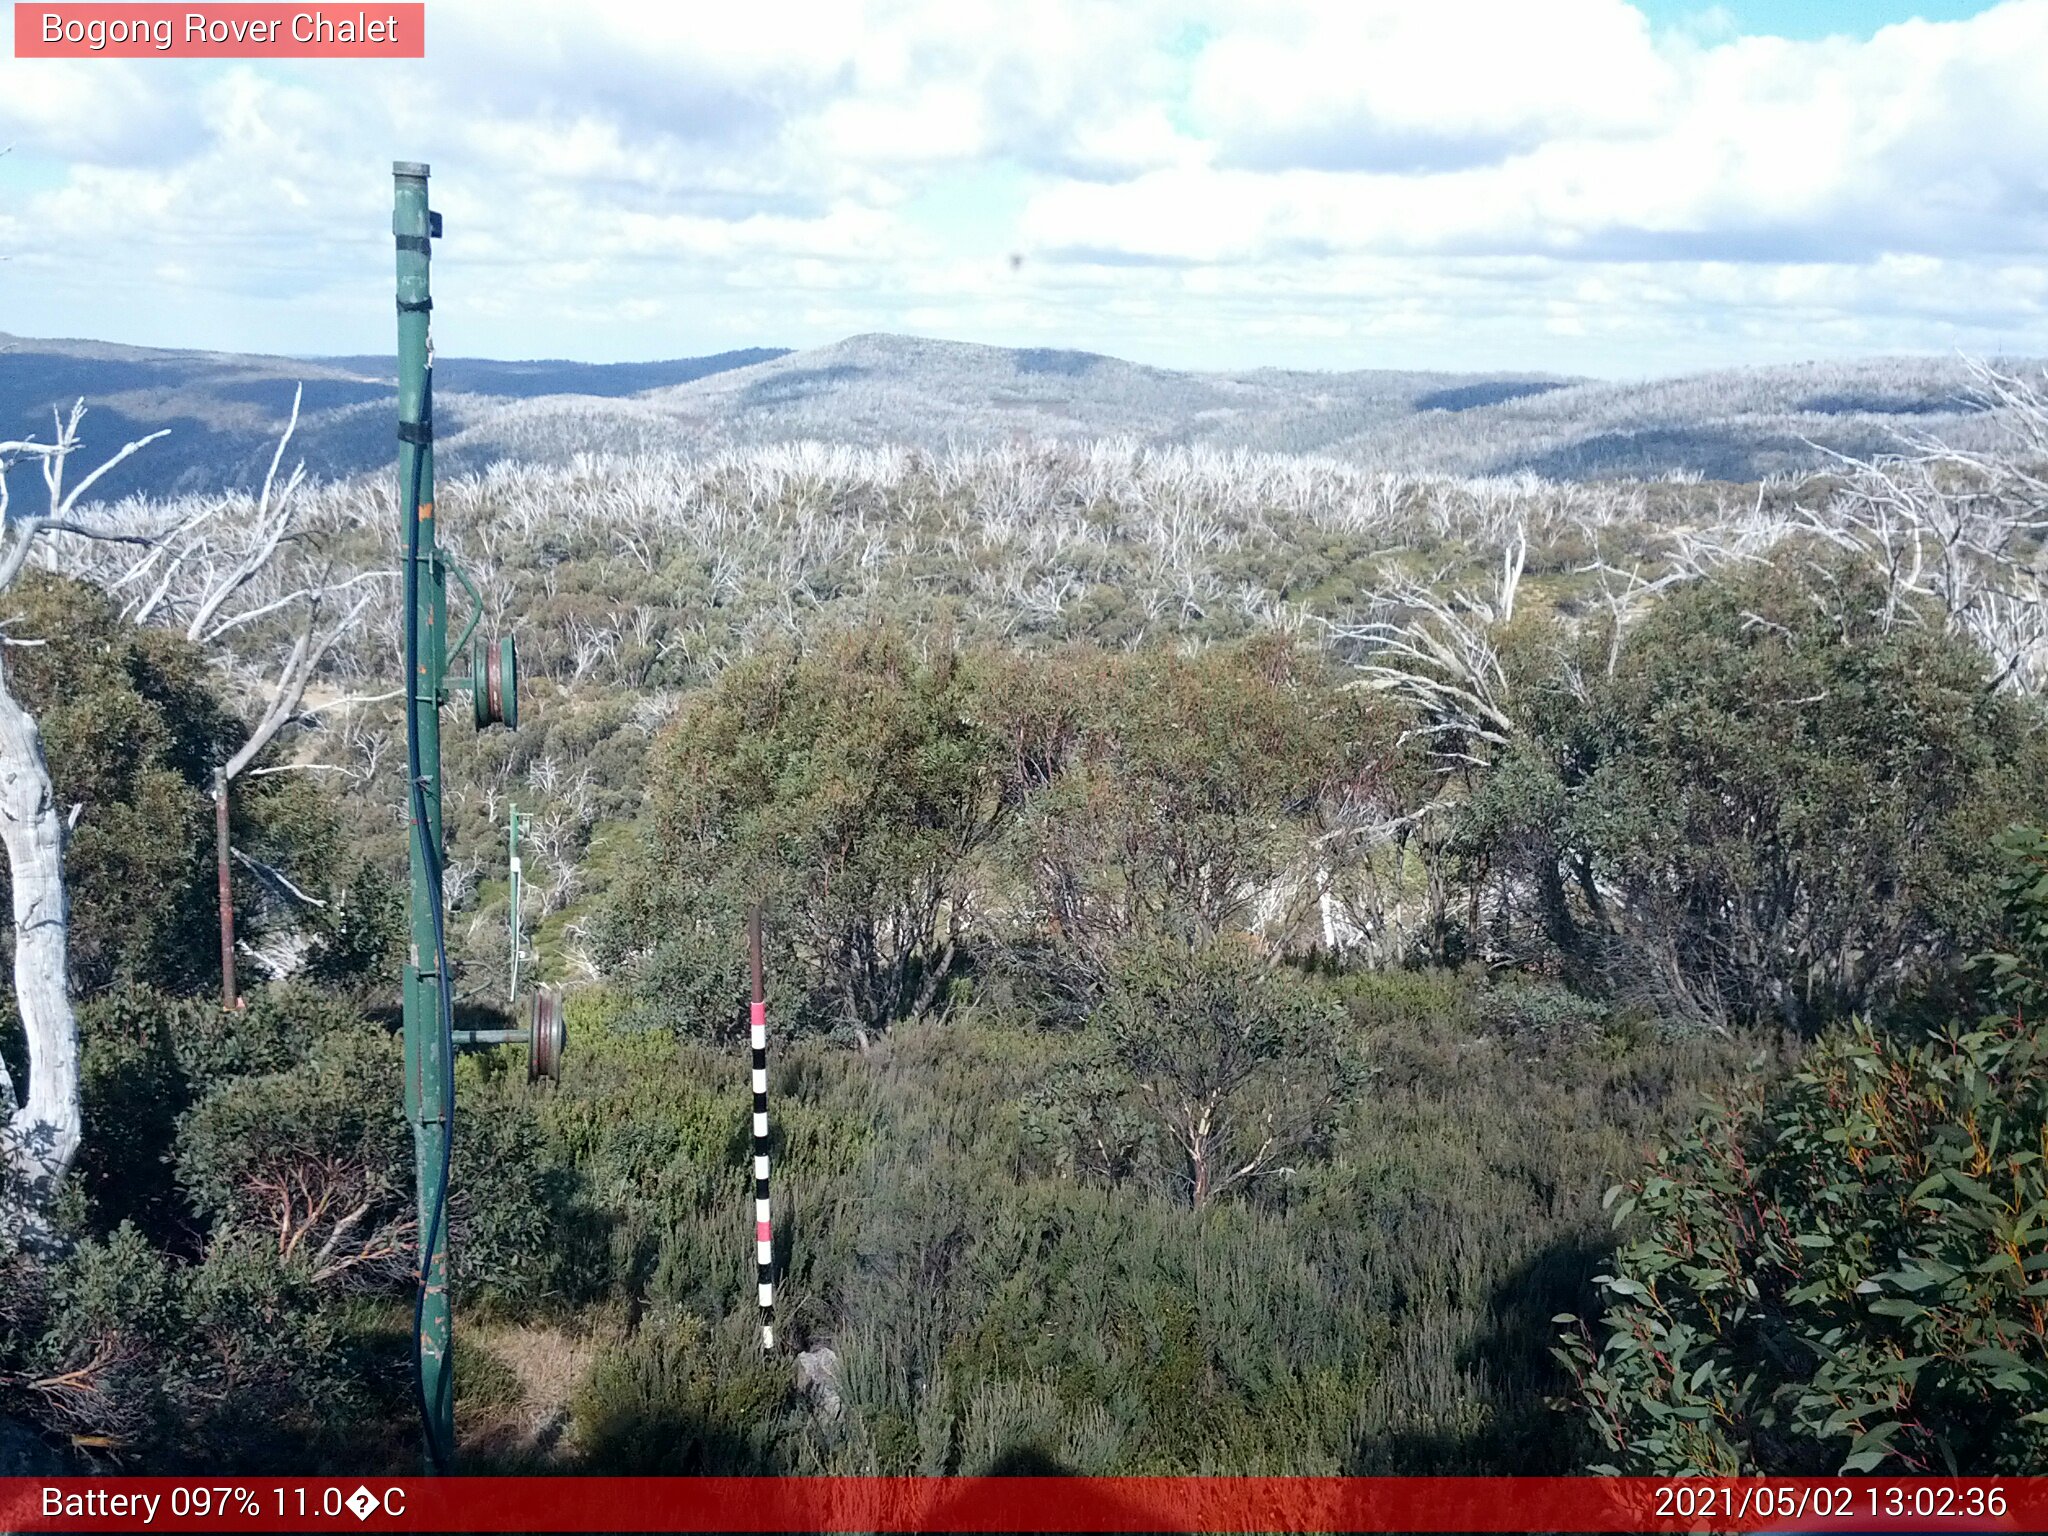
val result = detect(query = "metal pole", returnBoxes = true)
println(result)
[749,905,774,1350]
[508,802,521,1001]
[394,159,454,1470]
[213,766,236,1011]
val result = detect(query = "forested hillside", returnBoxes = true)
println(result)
[1,361,2045,1476]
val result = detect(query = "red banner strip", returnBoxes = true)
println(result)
[13,4,424,58]
[0,1477,2041,1532]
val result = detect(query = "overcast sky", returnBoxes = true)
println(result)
[3,0,2044,376]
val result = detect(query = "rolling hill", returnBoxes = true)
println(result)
[0,334,787,500]
[1,328,2028,502]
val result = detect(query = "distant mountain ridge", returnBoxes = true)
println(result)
[0,329,2030,503]
[0,334,790,500]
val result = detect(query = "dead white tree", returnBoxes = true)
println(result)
[565,617,620,682]
[1332,525,1526,769]
[1790,361,2048,692]
[1571,361,2048,695]
[0,404,168,1248]
[42,390,390,1004]
[1317,528,1530,964]
[93,388,388,773]
[527,810,580,916]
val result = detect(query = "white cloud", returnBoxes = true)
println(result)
[0,59,206,163]
[1030,2,2048,269]
[0,0,2042,374]
[1187,0,1673,172]
[817,86,989,165]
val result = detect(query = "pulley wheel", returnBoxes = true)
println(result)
[473,634,519,730]
[528,984,565,1084]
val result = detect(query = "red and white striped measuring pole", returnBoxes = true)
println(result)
[748,905,774,1351]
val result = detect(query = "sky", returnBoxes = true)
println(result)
[2,0,2045,378]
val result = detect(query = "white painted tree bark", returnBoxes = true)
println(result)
[0,649,77,1253]
[0,402,166,1247]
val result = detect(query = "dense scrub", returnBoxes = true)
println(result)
[533,975,1763,1475]
[1465,554,2043,1029]
[48,417,2043,1016]
[0,574,357,997]
[573,564,2044,1473]
[10,956,1767,1473]
[606,594,2037,1045]
[3,415,2045,1472]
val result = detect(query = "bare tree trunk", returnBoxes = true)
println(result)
[1186,1103,1216,1210]
[215,766,237,1011]
[0,402,187,1251]
[0,653,79,1252]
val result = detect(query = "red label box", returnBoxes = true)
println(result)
[0,1476,2039,1533]
[12,3,424,57]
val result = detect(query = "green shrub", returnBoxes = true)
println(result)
[1555,842,2048,1473]
[171,1234,356,1466]
[0,575,237,995]
[1476,977,1612,1044]
[75,991,193,1241]
[176,1026,412,1289]
[987,636,1413,984]
[174,1022,578,1307]
[607,626,1004,1046]
[1556,1008,2048,1474]
[1029,936,1363,1207]
[1469,554,2045,1030]
[307,860,406,985]
[572,1314,791,1472]
[29,1223,180,1446]
[0,573,346,998]
[76,984,336,1243]
[451,1056,585,1311]
[173,983,338,1085]
[4,1224,357,1467]
[1523,561,2031,1028]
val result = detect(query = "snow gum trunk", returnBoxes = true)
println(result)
[0,651,79,1251]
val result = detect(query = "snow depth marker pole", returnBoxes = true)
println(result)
[749,903,775,1351]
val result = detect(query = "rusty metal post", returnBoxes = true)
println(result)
[214,766,236,1010]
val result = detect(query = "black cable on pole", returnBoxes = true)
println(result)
[402,366,456,1475]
